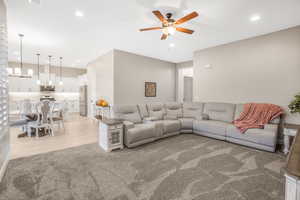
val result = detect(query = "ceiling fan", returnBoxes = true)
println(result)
[140,10,199,40]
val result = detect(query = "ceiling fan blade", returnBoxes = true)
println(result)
[161,34,168,40]
[175,11,199,25]
[153,10,166,23]
[176,27,194,34]
[140,27,162,31]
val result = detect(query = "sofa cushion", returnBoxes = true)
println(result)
[182,102,204,119]
[203,103,235,123]
[164,102,183,118]
[148,120,164,137]
[193,120,229,136]
[179,118,193,130]
[137,104,149,119]
[147,103,165,120]
[163,120,181,134]
[113,105,142,123]
[126,123,156,144]
[234,103,280,124]
[226,125,278,147]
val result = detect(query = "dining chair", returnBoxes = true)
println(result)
[27,100,52,138]
[49,102,65,135]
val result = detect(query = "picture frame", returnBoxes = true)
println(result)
[145,82,156,97]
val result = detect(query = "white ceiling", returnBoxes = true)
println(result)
[7,0,300,68]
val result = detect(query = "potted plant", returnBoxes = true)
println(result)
[288,93,300,114]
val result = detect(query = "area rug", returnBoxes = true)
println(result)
[0,134,286,200]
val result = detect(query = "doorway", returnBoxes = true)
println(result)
[183,76,193,102]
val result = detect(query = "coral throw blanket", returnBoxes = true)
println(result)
[233,103,283,133]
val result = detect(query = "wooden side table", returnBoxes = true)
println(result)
[284,124,300,155]
[99,118,124,152]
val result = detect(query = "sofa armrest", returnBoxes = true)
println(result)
[264,124,278,132]
[123,121,135,130]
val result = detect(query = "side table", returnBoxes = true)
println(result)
[99,118,124,152]
[284,124,300,155]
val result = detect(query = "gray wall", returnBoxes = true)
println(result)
[194,26,300,124]
[0,0,9,180]
[114,49,176,105]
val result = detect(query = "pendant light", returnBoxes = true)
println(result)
[48,55,53,85]
[36,53,41,85]
[10,34,33,78]
[59,57,63,85]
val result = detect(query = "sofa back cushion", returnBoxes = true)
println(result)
[203,102,235,123]
[113,105,142,123]
[164,102,183,118]
[147,103,165,120]
[234,103,281,124]
[137,104,149,119]
[182,102,204,119]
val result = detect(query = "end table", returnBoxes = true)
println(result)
[99,118,124,152]
[284,124,300,155]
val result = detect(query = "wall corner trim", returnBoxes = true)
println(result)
[0,151,10,183]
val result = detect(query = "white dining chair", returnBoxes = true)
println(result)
[49,102,65,135]
[27,100,52,138]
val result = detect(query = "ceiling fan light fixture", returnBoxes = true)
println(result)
[167,26,176,35]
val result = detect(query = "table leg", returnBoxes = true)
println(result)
[284,135,290,155]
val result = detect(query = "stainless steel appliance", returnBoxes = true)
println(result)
[79,85,88,116]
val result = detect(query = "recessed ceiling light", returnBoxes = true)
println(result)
[250,15,261,22]
[75,10,84,17]
[169,43,175,48]
[28,0,32,3]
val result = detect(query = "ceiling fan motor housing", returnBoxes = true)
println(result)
[163,13,175,27]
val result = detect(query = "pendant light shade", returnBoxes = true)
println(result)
[9,34,33,78]
[59,57,63,85]
[36,53,41,85]
[48,55,52,85]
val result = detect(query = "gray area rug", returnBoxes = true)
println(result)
[0,134,286,200]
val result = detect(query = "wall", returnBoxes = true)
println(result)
[176,61,193,102]
[86,50,114,117]
[113,49,176,105]
[0,0,9,181]
[194,26,300,124]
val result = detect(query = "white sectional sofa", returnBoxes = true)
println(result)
[112,102,281,152]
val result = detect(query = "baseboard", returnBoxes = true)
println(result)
[0,151,10,183]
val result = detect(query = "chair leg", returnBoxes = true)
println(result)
[36,128,39,138]
[27,126,32,137]
[50,126,54,136]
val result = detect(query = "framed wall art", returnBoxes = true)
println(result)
[145,82,156,97]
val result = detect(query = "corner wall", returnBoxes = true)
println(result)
[86,50,114,117]
[193,26,300,124]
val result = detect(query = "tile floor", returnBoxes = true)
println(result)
[10,114,98,159]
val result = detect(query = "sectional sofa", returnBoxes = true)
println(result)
[112,102,281,152]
